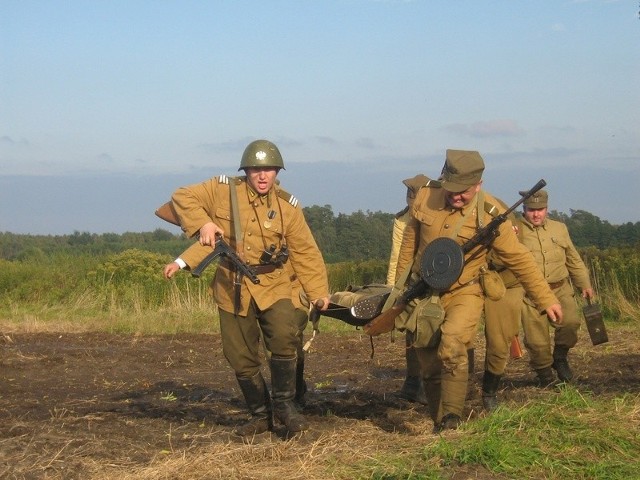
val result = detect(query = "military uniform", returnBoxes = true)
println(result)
[483,262,523,374]
[387,174,430,404]
[481,201,524,410]
[169,140,329,435]
[395,150,559,430]
[519,192,591,381]
[175,175,327,320]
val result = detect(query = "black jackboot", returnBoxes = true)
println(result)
[482,371,502,411]
[552,346,573,382]
[535,366,559,388]
[398,375,428,405]
[294,357,307,409]
[271,356,309,433]
[433,413,461,433]
[233,372,272,437]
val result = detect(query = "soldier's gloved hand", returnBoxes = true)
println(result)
[199,222,224,246]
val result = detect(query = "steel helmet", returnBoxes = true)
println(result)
[238,139,285,170]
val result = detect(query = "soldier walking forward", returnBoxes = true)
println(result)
[394,149,562,432]
[519,190,594,385]
[164,139,330,436]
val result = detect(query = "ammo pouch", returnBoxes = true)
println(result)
[480,267,506,301]
[395,294,444,349]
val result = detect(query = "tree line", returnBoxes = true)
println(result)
[1,206,639,263]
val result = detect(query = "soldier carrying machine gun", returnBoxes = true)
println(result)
[363,179,548,336]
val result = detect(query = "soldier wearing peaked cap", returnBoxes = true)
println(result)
[394,149,562,433]
[518,189,594,386]
[163,139,330,437]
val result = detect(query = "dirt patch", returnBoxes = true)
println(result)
[1,326,638,479]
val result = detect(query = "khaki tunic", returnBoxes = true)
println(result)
[519,217,592,369]
[173,175,329,316]
[396,186,558,419]
[396,188,557,309]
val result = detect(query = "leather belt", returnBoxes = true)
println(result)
[444,277,479,294]
[548,278,566,289]
[220,260,282,275]
[251,264,282,275]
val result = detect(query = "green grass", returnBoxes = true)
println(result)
[426,387,640,480]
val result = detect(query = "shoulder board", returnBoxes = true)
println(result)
[277,188,299,207]
[425,179,441,188]
[217,175,245,186]
[484,201,500,218]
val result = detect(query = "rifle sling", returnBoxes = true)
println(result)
[229,179,243,315]
[382,261,413,311]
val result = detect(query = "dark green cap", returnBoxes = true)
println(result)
[520,189,548,208]
[440,149,485,192]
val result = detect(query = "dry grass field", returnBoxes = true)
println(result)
[1,324,638,479]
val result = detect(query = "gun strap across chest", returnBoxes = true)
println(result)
[229,178,244,315]
[382,261,414,312]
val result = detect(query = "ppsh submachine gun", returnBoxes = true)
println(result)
[155,201,260,284]
[363,179,547,336]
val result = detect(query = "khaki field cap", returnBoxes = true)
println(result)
[402,174,429,196]
[520,189,548,209]
[440,149,485,192]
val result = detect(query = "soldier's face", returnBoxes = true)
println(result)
[444,182,481,209]
[245,167,278,195]
[524,207,547,226]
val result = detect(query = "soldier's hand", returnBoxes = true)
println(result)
[314,297,330,311]
[199,222,224,246]
[163,262,180,279]
[582,287,595,301]
[546,303,563,324]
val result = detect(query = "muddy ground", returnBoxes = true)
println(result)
[1,325,638,479]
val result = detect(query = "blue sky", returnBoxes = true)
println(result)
[1,0,639,235]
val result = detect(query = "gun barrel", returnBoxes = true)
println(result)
[504,178,546,217]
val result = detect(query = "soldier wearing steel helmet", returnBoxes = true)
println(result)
[394,149,562,432]
[163,139,330,436]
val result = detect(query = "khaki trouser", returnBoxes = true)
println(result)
[483,286,525,375]
[415,289,484,420]
[521,280,581,370]
[219,298,300,378]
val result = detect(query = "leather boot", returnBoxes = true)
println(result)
[233,372,272,437]
[482,371,502,411]
[552,346,573,382]
[535,366,559,388]
[423,378,442,423]
[294,357,307,409]
[271,356,309,433]
[398,375,428,405]
[433,413,461,433]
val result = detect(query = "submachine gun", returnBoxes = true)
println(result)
[154,201,260,284]
[363,179,547,336]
